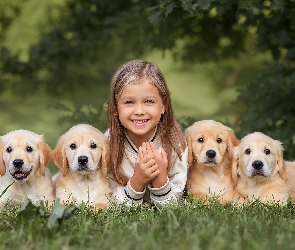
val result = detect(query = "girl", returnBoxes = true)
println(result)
[108,59,188,208]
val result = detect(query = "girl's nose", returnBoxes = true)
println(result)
[134,104,144,115]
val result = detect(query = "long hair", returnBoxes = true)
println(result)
[108,60,186,186]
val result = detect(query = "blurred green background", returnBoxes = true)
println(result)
[1,0,295,172]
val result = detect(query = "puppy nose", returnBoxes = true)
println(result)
[206,150,216,159]
[13,159,24,168]
[252,160,263,169]
[78,156,88,165]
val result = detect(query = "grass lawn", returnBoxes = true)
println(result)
[1,198,295,250]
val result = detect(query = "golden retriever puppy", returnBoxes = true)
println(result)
[185,120,240,202]
[286,161,295,201]
[51,124,112,209]
[232,132,292,205]
[0,130,54,207]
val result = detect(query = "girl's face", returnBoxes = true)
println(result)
[116,79,165,145]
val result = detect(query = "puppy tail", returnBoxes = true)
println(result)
[0,142,6,176]
[38,141,51,176]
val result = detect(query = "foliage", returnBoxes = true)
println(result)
[0,0,158,95]
[1,0,295,157]
[2,198,295,249]
[236,62,295,159]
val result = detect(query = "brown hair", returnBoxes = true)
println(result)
[108,60,186,185]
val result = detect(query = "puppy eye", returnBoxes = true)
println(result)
[70,143,77,150]
[217,138,222,143]
[265,149,270,155]
[245,149,251,155]
[198,138,204,143]
[6,147,12,153]
[26,146,33,152]
[90,143,97,149]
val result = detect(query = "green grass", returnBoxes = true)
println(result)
[1,198,295,250]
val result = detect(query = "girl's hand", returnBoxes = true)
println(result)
[130,142,160,192]
[148,142,168,188]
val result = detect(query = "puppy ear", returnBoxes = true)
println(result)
[38,141,51,176]
[227,129,239,153]
[0,142,6,176]
[100,138,110,178]
[186,133,194,166]
[231,147,239,187]
[51,140,69,177]
[276,142,288,181]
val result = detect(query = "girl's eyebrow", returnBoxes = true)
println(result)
[119,95,158,100]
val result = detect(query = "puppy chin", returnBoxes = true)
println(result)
[72,164,96,174]
[199,157,221,166]
[251,170,265,177]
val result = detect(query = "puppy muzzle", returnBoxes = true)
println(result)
[11,159,32,181]
[251,160,265,176]
[204,150,217,165]
[77,156,90,172]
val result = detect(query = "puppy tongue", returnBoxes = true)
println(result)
[15,172,26,178]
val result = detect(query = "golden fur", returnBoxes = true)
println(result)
[51,124,112,209]
[186,120,240,202]
[0,130,54,207]
[232,132,292,205]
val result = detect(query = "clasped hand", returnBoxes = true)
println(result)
[130,142,168,192]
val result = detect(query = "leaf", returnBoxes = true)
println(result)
[196,0,213,10]
[148,9,164,25]
[165,2,177,15]
[63,205,77,219]
[47,199,67,229]
[46,199,77,229]
[0,181,14,198]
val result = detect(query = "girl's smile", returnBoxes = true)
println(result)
[131,119,149,126]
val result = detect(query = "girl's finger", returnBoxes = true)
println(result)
[149,142,161,158]
[138,146,144,160]
[141,142,148,157]
[146,163,159,176]
[146,142,154,158]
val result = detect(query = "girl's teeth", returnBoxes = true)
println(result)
[133,120,147,124]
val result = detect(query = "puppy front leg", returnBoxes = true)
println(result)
[218,189,243,203]
[94,202,109,209]
[56,188,76,206]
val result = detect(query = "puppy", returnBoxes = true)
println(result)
[232,132,292,205]
[186,120,240,202]
[51,124,112,209]
[0,130,54,207]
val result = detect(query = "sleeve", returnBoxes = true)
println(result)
[109,177,146,207]
[148,147,189,208]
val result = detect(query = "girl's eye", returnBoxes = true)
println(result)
[26,146,33,152]
[70,143,77,150]
[198,138,204,143]
[245,149,251,155]
[6,147,12,153]
[125,100,133,105]
[91,143,97,149]
[217,138,222,143]
[265,149,270,155]
[146,100,154,104]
